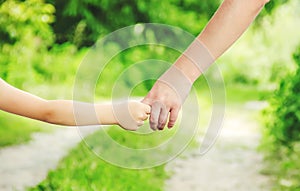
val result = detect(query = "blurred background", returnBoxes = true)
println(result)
[1,0,300,190]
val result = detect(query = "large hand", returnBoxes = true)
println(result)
[142,66,192,130]
[113,100,151,131]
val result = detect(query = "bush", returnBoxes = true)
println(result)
[265,45,300,147]
[261,45,300,190]
[0,0,55,87]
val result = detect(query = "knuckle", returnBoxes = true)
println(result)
[173,103,181,108]
[169,118,176,123]
[139,114,147,119]
[150,116,156,122]
[159,121,166,126]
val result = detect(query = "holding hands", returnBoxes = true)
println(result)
[0,0,271,131]
[142,66,193,130]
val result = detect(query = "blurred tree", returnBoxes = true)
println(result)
[264,0,290,13]
[46,0,220,47]
[266,45,300,146]
[256,0,290,21]
[0,0,55,87]
[260,44,300,191]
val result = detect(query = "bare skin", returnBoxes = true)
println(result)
[0,78,150,131]
[143,0,271,130]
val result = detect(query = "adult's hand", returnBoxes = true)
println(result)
[143,0,270,130]
[142,66,192,130]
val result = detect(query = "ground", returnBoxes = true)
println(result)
[165,102,271,191]
[0,126,99,191]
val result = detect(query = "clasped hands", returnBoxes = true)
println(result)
[115,66,192,131]
[115,40,213,131]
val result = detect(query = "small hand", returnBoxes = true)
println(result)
[113,100,151,131]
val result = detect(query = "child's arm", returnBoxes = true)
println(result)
[0,79,150,130]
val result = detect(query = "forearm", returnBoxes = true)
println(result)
[44,100,117,126]
[1,79,149,129]
[199,0,269,58]
[174,0,270,82]
[45,100,150,130]
[0,79,117,126]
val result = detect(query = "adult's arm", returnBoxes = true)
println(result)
[143,0,270,130]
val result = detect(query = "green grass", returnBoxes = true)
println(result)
[0,111,51,147]
[28,126,170,191]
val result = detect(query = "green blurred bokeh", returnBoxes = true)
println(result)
[1,0,300,190]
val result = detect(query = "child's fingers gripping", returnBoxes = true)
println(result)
[138,103,151,121]
[140,113,149,121]
[144,104,151,114]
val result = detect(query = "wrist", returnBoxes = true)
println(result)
[158,66,193,103]
[174,39,215,83]
[95,104,118,125]
[174,55,201,83]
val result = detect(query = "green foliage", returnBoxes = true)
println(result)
[0,0,55,45]
[0,0,55,87]
[264,45,300,147]
[219,0,300,88]
[46,0,220,47]
[0,111,47,147]
[0,0,86,89]
[264,0,290,14]
[260,45,300,190]
[95,45,180,97]
[28,128,168,191]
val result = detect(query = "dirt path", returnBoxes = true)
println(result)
[0,126,99,191]
[165,103,271,191]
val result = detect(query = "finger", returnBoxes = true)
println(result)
[137,120,144,127]
[168,108,180,128]
[141,113,149,121]
[144,104,151,114]
[149,102,161,131]
[158,105,169,130]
